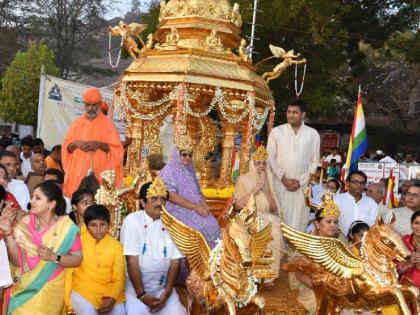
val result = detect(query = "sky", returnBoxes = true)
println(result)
[106,0,152,19]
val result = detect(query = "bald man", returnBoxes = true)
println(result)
[62,87,123,197]
[366,183,389,222]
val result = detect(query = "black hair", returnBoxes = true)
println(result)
[346,170,368,183]
[21,137,33,147]
[71,189,94,206]
[43,168,64,184]
[139,182,152,209]
[330,159,337,163]
[33,138,44,147]
[0,185,5,204]
[327,178,340,191]
[348,221,370,240]
[288,99,307,113]
[0,150,17,160]
[411,210,420,223]
[316,166,322,172]
[51,145,61,152]
[83,204,110,225]
[34,181,66,216]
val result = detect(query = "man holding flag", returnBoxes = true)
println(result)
[340,87,368,184]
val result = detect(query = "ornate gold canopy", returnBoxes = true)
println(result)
[112,0,275,212]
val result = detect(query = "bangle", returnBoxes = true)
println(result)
[55,254,62,263]
[137,291,146,300]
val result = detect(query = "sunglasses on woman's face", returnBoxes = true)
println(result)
[180,153,193,158]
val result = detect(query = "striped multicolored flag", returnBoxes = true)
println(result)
[341,88,368,182]
[384,170,399,208]
[231,147,241,182]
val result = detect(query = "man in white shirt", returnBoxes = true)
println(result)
[325,147,342,165]
[335,170,378,235]
[0,151,30,210]
[387,184,420,235]
[19,137,33,178]
[120,177,186,315]
[267,99,320,231]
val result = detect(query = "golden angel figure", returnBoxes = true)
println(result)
[109,21,147,59]
[161,194,273,315]
[261,44,307,84]
[281,215,420,315]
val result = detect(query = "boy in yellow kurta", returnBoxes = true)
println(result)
[65,205,125,315]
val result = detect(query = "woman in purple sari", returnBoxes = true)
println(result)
[160,137,220,249]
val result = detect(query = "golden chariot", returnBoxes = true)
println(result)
[110,0,307,313]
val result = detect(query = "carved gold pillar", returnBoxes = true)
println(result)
[125,118,144,176]
[239,120,251,175]
[219,123,235,185]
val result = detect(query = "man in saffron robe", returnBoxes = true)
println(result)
[62,87,123,197]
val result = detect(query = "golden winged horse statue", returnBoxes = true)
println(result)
[282,215,420,315]
[161,194,273,315]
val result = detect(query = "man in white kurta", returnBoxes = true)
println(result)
[335,171,378,235]
[267,100,320,231]
[121,178,186,315]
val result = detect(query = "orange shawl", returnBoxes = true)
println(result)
[62,111,123,197]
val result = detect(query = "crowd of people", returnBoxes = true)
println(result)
[0,89,418,315]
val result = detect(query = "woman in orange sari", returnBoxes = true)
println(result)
[1,181,82,315]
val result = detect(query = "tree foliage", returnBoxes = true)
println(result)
[0,43,59,126]
[26,0,108,78]
[230,0,419,123]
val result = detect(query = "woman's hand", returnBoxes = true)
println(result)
[194,203,210,216]
[253,173,266,194]
[1,201,17,223]
[0,216,12,236]
[38,245,57,261]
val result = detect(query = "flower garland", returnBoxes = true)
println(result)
[119,85,172,121]
[360,233,400,288]
[209,239,258,308]
[114,82,270,132]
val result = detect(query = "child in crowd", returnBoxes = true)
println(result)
[65,205,125,315]
[347,220,370,256]
[326,159,340,180]
[69,189,95,228]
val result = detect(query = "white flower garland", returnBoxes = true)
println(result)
[209,239,258,308]
[115,83,269,132]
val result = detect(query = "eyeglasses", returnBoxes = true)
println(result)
[406,192,420,199]
[349,180,366,186]
[180,153,193,158]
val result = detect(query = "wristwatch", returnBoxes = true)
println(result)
[55,254,62,263]
[137,291,146,300]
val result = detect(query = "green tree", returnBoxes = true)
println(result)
[231,0,419,123]
[0,42,59,126]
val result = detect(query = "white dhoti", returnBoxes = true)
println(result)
[125,271,186,315]
[70,291,126,315]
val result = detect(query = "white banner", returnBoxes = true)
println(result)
[358,162,399,194]
[37,74,125,150]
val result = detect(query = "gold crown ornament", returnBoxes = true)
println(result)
[318,193,340,218]
[146,177,168,198]
[175,133,194,152]
[253,146,268,161]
